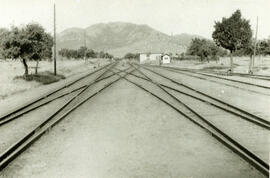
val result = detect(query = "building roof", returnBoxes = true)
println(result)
[139,52,164,55]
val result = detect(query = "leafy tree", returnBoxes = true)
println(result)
[85,49,97,58]
[124,53,134,59]
[24,24,53,74]
[212,9,252,72]
[187,38,209,61]
[0,28,9,59]
[78,46,87,59]
[59,48,81,59]
[58,47,113,60]
[1,24,53,75]
[187,38,224,62]
[258,39,270,56]
[98,51,113,59]
[41,33,53,61]
[98,51,105,58]
[124,53,139,60]
[104,52,113,59]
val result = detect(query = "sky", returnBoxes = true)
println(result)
[0,0,269,39]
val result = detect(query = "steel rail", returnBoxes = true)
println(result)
[217,72,270,81]
[197,69,270,81]
[0,64,135,171]
[0,68,128,127]
[133,64,269,169]
[120,64,269,176]
[150,65,270,89]
[163,67,270,96]
[0,63,112,121]
[139,64,270,127]
[124,70,270,130]
[162,66,270,81]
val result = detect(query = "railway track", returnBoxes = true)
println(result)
[215,72,270,81]
[0,64,129,127]
[162,67,270,81]
[0,61,268,176]
[123,72,270,129]
[0,63,111,122]
[0,63,135,171]
[133,65,270,128]
[148,65,270,91]
[111,63,269,176]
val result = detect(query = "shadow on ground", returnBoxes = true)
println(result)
[14,71,65,85]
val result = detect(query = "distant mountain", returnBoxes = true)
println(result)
[57,22,204,57]
[173,33,204,46]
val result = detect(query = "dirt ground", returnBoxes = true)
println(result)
[168,56,270,75]
[0,58,109,100]
[0,79,264,178]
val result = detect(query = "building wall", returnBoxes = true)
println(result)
[140,53,162,64]
[149,54,162,61]
[162,55,171,64]
[139,54,148,64]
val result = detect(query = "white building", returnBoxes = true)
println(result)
[139,54,148,63]
[139,53,162,64]
[162,54,171,64]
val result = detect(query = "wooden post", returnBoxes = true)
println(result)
[53,3,57,75]
[251,16,258,73]
[84,30,87,63]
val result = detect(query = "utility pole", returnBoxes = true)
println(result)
[253,16,258,68]
[84,30,87,62]
[249,16,258,74]
[53,3,57,75]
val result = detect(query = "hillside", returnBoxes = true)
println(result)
[57,22,203,57]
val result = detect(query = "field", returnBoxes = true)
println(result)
[0,58,109,100]
[169,56,270,75]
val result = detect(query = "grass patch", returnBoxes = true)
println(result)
[202,63,239,71]
[14,71,65,85]
[202,66,229,70]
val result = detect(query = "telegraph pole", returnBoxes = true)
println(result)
[249,16,258,74]
[84,30,87,62]
[53,3,57,75]
[253,16,258,68]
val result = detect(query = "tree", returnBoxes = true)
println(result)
[258,39,270,56]
[0,28,9,59]
[187,38,210,61]
[85,49,97,58]
[41,33,53,61]
[58,47,113,60]
[1,26,31,75]
[187,38,223,62]
[124,53,139,60]
[24,24,53,74]
[124,53,135,59]
[78,46,87,59]
[212,9,252,73]
[98,51,105,58]
[1,24,53,76]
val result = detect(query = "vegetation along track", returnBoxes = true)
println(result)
[0,63,126,126]
[214,72,270,81]
[0,63,135,171]
[201,70,270,81]
[114,63,269,176]
[148,65,270,94]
